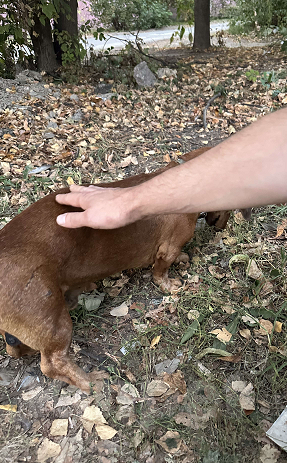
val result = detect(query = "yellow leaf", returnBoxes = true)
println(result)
[95,424,117,439]
[274,321,282,333]
[210,327,232,344]
[275,218,287,238]
[150,335,161,349]
[67,177,74,185]
[0,404,17,412]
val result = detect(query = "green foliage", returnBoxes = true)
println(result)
[245,69,259,82]
[229,0,287,35]
[170,0,194,45]
[90,0,172,31]
[54,29,86,66]
[0,1,31,78]
[0,0,90,77]
[260,69,278,88]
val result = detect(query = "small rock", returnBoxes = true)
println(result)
[70,94,79,101]
[47,121,58,129]
[72,109,83,122]
[133,61,157,87]
[43,132,55,139]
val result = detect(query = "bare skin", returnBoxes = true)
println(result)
[56,107,287,229]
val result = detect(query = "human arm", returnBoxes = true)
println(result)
[56,106,287,229]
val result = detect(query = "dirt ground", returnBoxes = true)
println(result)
[1,37,287,462]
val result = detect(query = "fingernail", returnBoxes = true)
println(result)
[56,214,66,225]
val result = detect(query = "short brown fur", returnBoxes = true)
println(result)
[0,147,237,393]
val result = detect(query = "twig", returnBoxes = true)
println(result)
[203,92,222,130]
[97,30,170,67]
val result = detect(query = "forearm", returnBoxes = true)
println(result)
[130,107,287,220]
[56,107,287,229]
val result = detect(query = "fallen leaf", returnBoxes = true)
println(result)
[239,328,252,339]
[275,218,287,238]
[67,176,74,185]
[232,380,247,392]
[82,405,107,424]
[22,386,42,401]
[50,419,68,436]
[210,327,232,344]
[208,265,225,279]
[259,443,281,463]
[174,412,191,427]
[239,382,255,412]
[146,380,169,397]
[38,438,61,462]
[187,309,200,320]
[156,430,182,454]
[110,301,129,317]
[95,424,117,440]
[247,259,263,280]
[162,371,187,394]
[0,404,17,412]
[274,321,282,333]
[150,335,161,349]
[254,319,274,336]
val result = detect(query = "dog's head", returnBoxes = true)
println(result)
[206,208,252,231]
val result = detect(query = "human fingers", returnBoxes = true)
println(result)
[56,210,89,228]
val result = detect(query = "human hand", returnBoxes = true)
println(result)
[55,184,136,229]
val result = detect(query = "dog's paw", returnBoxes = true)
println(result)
[88,370,109,393]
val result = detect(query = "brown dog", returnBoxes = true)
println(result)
[0,147,244,393]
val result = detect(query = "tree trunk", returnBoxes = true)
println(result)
[193,0,210,50]
[30,14,58,72]
[54,0,79,65]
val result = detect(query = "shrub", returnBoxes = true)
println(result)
[90,0,172,31]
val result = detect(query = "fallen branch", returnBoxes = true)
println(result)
[203,92,222,130]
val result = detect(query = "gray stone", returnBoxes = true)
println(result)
[133,61,157,87]
[157,67,177,79]
[70,93,79,101]
[28,70,42,81]
[72,109,83,122]
[48,110,56,118]
[43,132,55,139]
[47,121,58,129]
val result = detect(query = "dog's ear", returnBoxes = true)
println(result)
[205,211,230,231]
[240,208,252,221]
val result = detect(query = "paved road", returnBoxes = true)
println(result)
[86,21,228,51]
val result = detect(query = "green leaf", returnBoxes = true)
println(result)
[180,314,204,344]
[179,26,185,40]
[39,15,46,26]
[41,3,55,20]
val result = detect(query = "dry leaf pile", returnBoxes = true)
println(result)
[1,42,287,463]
